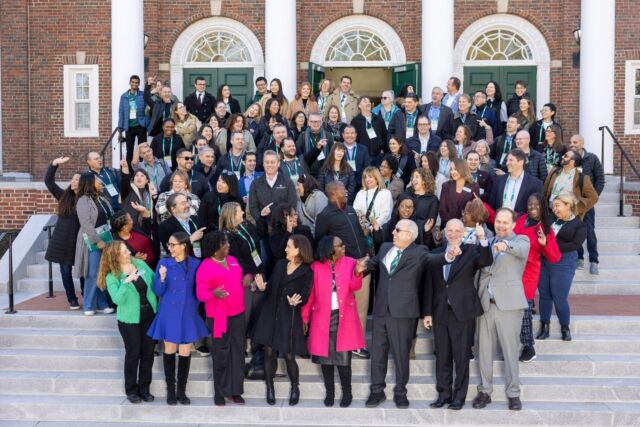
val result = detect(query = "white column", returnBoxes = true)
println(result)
[579,0,615,173]
[111,0,145,168]
[421,0,454,101]
[265,0,296,100]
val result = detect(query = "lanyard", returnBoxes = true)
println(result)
[545,147,559,165]
[237,224,256,252]
[478,106,486,118]
[346,145,357,161]
[551,169,575,198]
[163,137,173,158]
[285,159,299,177]
[406,112,416,128]
[503,174,522,206]
[96,169,113,187]
[145,162,158,186]
[230,154,243,174]
[462,228,476,244]
[178,218,196,235]
[96,197,113,219]
[365,115,372,129]
[503,135,514,155]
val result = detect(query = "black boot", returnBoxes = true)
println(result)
[535,321,550,340]
[289,383,300,406]
[176,355,191,405]
[265,380,276,405]
[561,325,572,341]
[163,353,177,405]
[321,365,335,407]
[338,365,352,408]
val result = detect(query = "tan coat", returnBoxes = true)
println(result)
[259,92,290,119]
[175,113,200,148]
[324,89,359,123]
[287,98,319,120]
[543,167,599,219]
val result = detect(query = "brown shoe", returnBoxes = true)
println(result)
[472,392,492,409]
[508,397,522,411]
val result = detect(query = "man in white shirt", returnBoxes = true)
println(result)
[442,77,462,114]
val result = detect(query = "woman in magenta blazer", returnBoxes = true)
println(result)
[302,235,364,408]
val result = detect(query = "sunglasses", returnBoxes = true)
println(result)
[180,157,194,161]
[381,96,389,100]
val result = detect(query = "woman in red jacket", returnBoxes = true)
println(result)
[483,192,561,362]
[302,235,364,408]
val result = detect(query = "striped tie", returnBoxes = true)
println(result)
[389,250,402,274]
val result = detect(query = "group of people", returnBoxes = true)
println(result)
[41,72,604,410]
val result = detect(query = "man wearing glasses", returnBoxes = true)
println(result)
[159,148,207,198]
[184,76,216,123]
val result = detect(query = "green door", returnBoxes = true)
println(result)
[308,62,326,94]
[182,68,253,106]
[392,63,420,96]
[463,66,537,105]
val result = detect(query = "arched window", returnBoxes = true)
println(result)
[187,31,251,63]
[466,29,533,61]
[325,30,391,62]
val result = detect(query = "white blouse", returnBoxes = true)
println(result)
[353,187,393,227]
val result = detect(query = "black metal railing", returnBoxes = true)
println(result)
[1,231,20,314]
[99,127,125,160]
[43,225,56,299]
[599,125,640,217]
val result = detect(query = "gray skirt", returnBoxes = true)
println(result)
[311,309,351,366]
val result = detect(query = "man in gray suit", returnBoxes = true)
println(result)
[472,208,530,411]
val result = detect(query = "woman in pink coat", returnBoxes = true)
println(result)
[302,235,364,408]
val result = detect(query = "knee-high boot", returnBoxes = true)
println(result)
[321,365,335,407]
[163,353,177,405]
[338,365,353,408]
[177,355,191,405]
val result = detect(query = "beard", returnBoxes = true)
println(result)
[176,211,190,221]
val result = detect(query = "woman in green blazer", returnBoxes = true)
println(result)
[98,240,158,404]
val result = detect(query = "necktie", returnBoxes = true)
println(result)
[198,93,203,104]
[341,95,346,105]
[444,262,452,281]
[389,249,402,274]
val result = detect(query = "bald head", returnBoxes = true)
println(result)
[326,180,347,208]
[393,219,418,249]
[515,130,530,149]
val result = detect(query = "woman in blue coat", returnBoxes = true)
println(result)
[147,231,209,406]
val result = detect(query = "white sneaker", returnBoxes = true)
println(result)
[101,307,115,314]
[84,310,96,316]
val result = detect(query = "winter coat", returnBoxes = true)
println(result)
[44,164,79,266]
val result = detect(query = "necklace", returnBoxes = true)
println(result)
[212,256,226,263]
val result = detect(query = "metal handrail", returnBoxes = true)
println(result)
[1,231,21,314]
[599,126,640,217]
[99,127,125,161]
[43,225,56,299]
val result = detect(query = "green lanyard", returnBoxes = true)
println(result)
[346,145,357,161]
[503,174,522,207]
[285,159,299,177]
[237,224,256,252]
[96,197,113,220]
[406,112,416,128]
[230,155,243,175]
[551,169,575,198]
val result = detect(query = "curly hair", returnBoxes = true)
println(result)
[410,167,436,195]
[97,241,126,290]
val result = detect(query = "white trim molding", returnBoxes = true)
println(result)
[310,15,406,67]
[170,17,265,100]
[624,60,640,135]
[63,64,100,138]
[453,13,551,110]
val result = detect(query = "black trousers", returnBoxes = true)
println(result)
[125,125,147,166]
[211,313,246,398]
[370,310,415,397]
[433,307,474,402]
[117,305,156,396]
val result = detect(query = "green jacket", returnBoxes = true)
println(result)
[106,258,158,324]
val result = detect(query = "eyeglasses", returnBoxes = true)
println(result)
[180,157,194,161]
[381,96,389,99]
[167,242,185,248]
[394,227,411,234]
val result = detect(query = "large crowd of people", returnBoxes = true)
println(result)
[42,72,605,411]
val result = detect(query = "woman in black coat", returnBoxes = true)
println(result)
[217,84,242,115]
[252,235,314,406]
[269,204,314,260]
[44,157,82,309]
[197,172,243,232]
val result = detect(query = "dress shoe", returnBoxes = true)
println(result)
[536,321,550,340]
[430,396,452,408]
[126,394,142,404]
[229,395,245,405]
[472,392,491,409]
[339,392,353,408]
[139,392,154,402]
[508,397,522,410]
[266,380,276,405]
[448,399,464,410]
[393,394,410,409]
[365,392,386,408]
[561,325,572,341]
[519,346,537,363]
[214,395,225,406]
[352,347,371,359]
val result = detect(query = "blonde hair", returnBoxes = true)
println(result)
[170,170,191,192]
[553,194,578,215]
[219,201,242,231]
[243,102,263,121]
[361,166,384,190]
[97,241,126,291]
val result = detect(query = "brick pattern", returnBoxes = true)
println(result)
[624,190,640,217]
[0,188,57,229]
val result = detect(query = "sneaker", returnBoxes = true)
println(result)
[101,307,115,314]
[519,346,536,363]
[84,310,95,316]
[196,345,210,357]
[352,347,371,359]
[576,259,585,270]
[69,301,80,310]
[589,262,599,275]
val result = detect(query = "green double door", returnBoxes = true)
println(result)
[182,68,253,107]
[463,66,537,105]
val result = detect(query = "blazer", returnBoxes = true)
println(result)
[366,242,447,318]
[350,113,388,158]
[106,258,158,324]
[438,181,481,225]
[553,217,587,253]
[473,169,493,202]
[489,172,543,215]
[424,243,493,323]
[478,234,530,312]
[543,167,599,219]
[184,91,216,123]
[388,110,424,144]
[158,215,202,253]
[406,132,442,155]
[302,257,365,356]
[288,98,320,120]
[419,103,454,140]
[450,111,482,141]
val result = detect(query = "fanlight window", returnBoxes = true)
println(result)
[325,30,390,62]
[187,31,251,63]
[467,29,533,61]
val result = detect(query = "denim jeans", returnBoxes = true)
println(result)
[538,251,578,326]
[577,208,598,264]
[59,264,78,304]
[83,250,109,311]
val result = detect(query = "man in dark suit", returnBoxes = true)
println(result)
[184,76,216,123]
[406,115,442,156]
[466,150,493,202]
[144,77,177,137]
[515,130,547,182]
[357,219,453,409]
[488,149,543,215]
[424,219,493,410]
[388,93,423,144]
[419,87,455,140]
[157,192,206,255]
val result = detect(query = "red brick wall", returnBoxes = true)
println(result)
[0,188,56,229]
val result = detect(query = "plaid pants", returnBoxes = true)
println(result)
[520,299,535,347]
